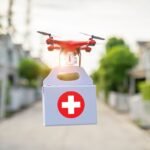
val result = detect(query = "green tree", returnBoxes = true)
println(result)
[139,82,150,101]
[39,63,51,79]
[106,37,127,52]
[91,70,101,94]
[18,58,41,87]
[91,36,138,101]
[100,45,138,92]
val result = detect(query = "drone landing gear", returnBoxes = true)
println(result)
[59,50,81,67]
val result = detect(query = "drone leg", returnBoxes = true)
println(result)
[59,50,63,66]
[79,51,81,67]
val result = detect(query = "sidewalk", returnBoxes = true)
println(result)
[0,100,150,150]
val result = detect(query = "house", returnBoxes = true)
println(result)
[129,41,150,94]
[0,34,27,118]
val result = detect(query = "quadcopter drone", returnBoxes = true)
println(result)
[37,31,105,66]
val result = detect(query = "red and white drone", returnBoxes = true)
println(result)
[37,31,105,66]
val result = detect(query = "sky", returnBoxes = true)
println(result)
[0,0,150,73]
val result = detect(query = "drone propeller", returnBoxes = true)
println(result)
[80,32,105,40]
[37,31,60,38]
[37,31,52,37]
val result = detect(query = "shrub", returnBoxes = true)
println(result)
[91,37,138,102]
[139,82,150,101]
[18,58,41,87]
[105,37,127,52]
[39,63,51,79]
[100,45,138,93]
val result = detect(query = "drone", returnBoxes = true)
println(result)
[37,31,105,66]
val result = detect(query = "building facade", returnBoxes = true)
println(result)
[130,41,150,94]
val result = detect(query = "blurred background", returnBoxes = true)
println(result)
[0,0,150,150]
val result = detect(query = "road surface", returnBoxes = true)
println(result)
[0,100,150,150]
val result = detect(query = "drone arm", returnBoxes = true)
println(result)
[47,45,61,51]
[46,38,64,45]
[46,38,54,44]
[80,46,92,52]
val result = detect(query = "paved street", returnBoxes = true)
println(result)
[0,100,150,150]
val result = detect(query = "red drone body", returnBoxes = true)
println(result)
[46,38,96,53]
[37,31,105,54]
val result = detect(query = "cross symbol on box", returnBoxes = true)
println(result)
[62,95,80,114]
[57,91,85,118]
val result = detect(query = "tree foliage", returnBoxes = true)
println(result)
[100,45,138,92]
[105,37,127,52]
[18,58,41,83]
[39,63,51,79]
[139,82,150,101]
[18,58,51,87]
[91,37,138,95]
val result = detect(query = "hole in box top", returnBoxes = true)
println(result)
[57,72,79,81]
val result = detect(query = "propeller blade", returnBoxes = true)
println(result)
[37,31,51,37]
[80,32,91,36]
[91,35,105,40]
[80,32,105,40]
[37,31,60,38]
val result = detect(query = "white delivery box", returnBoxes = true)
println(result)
[42,66,97,126]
